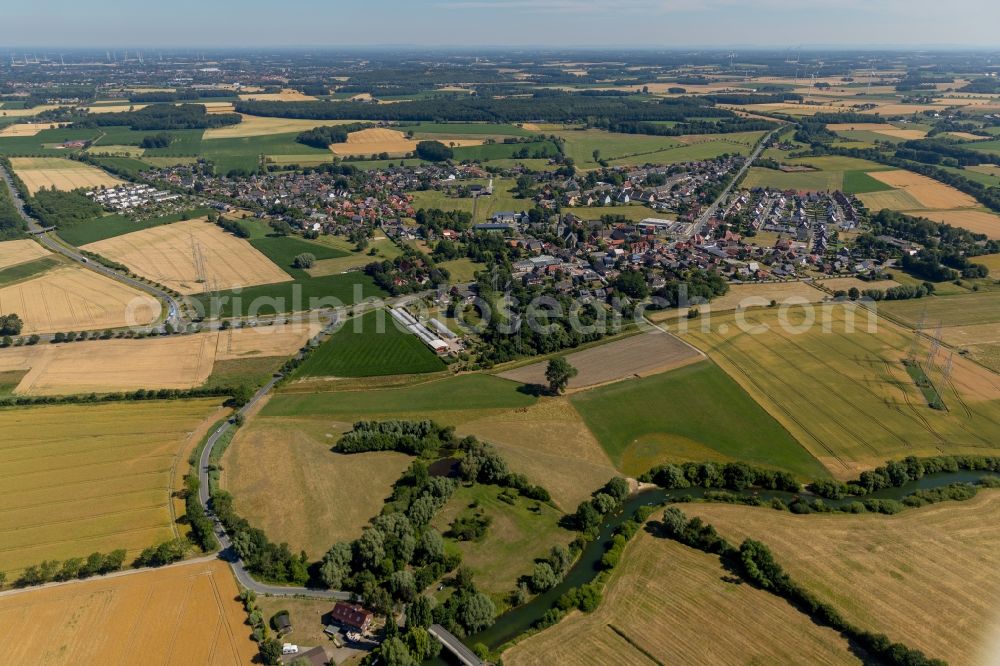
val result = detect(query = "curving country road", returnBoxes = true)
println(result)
[0,161,184,328]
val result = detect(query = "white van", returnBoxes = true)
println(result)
[282,643,299,655]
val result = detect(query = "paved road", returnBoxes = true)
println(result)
[690,127,781,239]
[0,162,184,329]
[429,625,484,666]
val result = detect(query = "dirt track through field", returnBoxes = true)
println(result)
[82,218,291,295]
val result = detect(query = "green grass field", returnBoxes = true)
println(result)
[190,271,384,318]
[85,155,151,178]
[451,139,560,162]
[0,255,62,287]
[264,374,536,419]
[0,127,102,156]
[571,361,827,479]
[607,134,763,168]
[438,257,484,282]
[56,208,214,246]
[409,178,528,223]
[294,309,446,377]
[842,170,894,194]
[200,132,332,174]
[431,482,573,600]
[742,167,843,192]
[966,139,1000,156]
[555,129,684,167]
[250,235,349,271]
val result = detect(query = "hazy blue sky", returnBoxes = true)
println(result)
[3,0,1000,48]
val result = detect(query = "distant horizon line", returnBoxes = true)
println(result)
[3,44,1000,52]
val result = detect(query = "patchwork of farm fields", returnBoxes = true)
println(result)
[294,309,445,377]
[222,417,411,558]
[684,491,1000,666]
[681,306,1000,478]
[504,529,857,666]
[0,399,221,575]
[82,218,292,295]
[0,238,49,270]
[0,559,258,665]
[0,265,160,334]
[9,156,123,195]
[0,323,318,395]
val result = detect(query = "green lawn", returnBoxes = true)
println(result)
[570,360,828,479]
[409,178,528,223]
[965,139,1000,156]
[607,136,760,167]
[438,257,484,283]
[190,271,384,318]
[200,132,331,174]
[742,167,843,192]
[249,235,349,271]
[263,374,535,418]
[294,309,445,377]
[431,482,572,600]
[555,129,684,168]
[843,170,894,194]
[56,208,214,246]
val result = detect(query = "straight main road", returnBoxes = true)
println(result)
[690,127,781,239]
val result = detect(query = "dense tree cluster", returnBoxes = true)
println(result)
[215,215,251,238]
[642,460,800,493]
[335,420,456,456]
[76,103,241,131]
[212,490,310,584]
[128,89,234,103]
[364,248,449,295]
[235,93,740,124]
[809,455,1000,498]
[295,122,372,148]
[416,208,473,234]
[139,132,174,149]
[415,140,453,162]
[652,269,729,308]
[25,189,103,228]
[895,138,1000,168]
[0,166,26,240]
[0,313,23,335]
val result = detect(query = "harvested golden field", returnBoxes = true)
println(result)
[83,103,148,114]
[947,131,986,141]
[457,398,618,510]
[202,101,236,114]
[82,218,291,294]
[684,492,1000,666]
[9,157,124,195]
[0,559,258,665]
[681,306,1000,478]
[222,417,412,558]
[202,113,354,139]
[647,281,827,323]
[0,122,66,137]
[904,209,1000,239]
[826,123,927,140]
[238,88,315,102]
[0,266,160,334]
[868,170,978,209]
[330,127,483,156]
[0,323,318,395]
[0,104,59,117]
[499,332,702,390]
[0,238,49,270]
[0,399,221,575]
[504,529,857,666]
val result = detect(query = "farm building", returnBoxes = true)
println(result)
[330,602,373,633]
